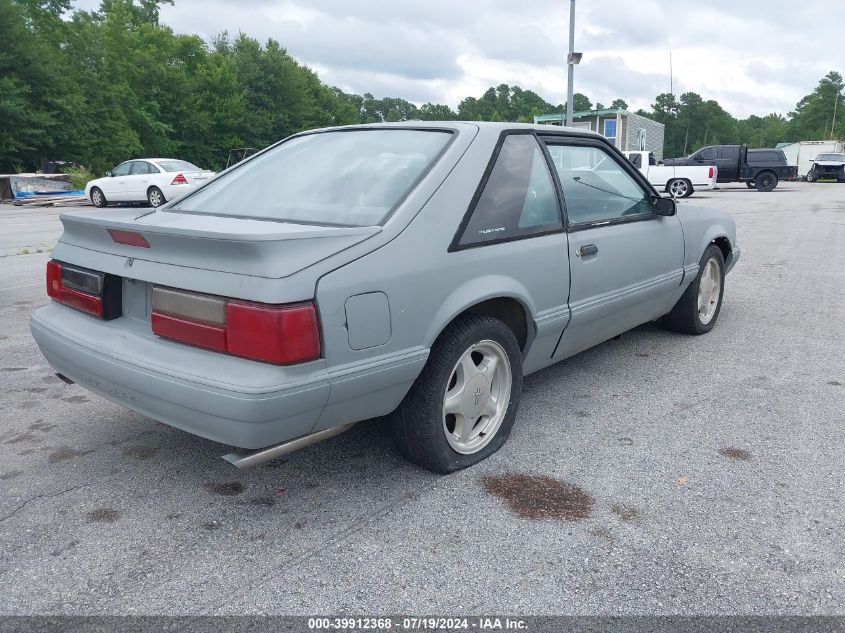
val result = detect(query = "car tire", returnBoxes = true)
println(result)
[90,187,107,208]
[147,186,166,208]
[388,313,523,474]
[668,178,692,198]
[806,172,817,183]
[661,244,725,335]
[746,181,756,189]
[755,171,778,192]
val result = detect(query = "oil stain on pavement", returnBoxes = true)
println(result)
[481,474,593,521]
[719,447,752,461]
[204,482,244,496]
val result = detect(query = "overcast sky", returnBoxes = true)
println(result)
[75,0,843,118]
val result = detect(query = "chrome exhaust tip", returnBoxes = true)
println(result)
[222,423,356,470]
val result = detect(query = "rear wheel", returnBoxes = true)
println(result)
[147,186,166,208]
[662,244,725,335]
[755,171,777,192]
[90,187,107,208]
[389,314,522,473]
[668,178,692,198]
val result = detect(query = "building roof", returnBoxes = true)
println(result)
[535,108,627,122]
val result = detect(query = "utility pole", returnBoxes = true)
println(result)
[832,89,839,138]
[565,0,581,126]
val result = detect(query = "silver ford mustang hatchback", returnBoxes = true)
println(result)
[31,122,740,473]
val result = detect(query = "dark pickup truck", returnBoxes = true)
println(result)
[663,145,797,191]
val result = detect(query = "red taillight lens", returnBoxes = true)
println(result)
[150,312,226,352]
[45,260,106,317]
[171,173,188,185]
[709,166,714,178]
[47,260,62,300]
[108,229,150,248]
[151,287,321,365]
[227,302,320,364]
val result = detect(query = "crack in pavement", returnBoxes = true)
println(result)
[0,484,86,525]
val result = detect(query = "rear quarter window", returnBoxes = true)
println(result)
[455,134,562,248]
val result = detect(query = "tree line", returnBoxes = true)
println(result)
[2,0,843,174]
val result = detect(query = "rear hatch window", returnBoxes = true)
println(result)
[169,129,453,227]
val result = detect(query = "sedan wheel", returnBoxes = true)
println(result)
[90,187,106,208]
[147,186,166,208]
[442,340,512,455]
[389,314,522,473]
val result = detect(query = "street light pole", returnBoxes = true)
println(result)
[566,0,576,126]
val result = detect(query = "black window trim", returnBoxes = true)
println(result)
[448,129,566,253]
[540,134,663,233]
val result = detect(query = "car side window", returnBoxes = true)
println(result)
[698,147,717,161]
[131,161,150,175]
[112,162,132,177]
[545,144,652,226]
[457,134,561,247]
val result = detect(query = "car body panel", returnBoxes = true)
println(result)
[32,122,740,452]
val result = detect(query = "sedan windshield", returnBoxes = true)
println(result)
[816,153,845,161]
[169,129,452,227]
[156,160,202,172]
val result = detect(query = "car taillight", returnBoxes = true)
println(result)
[709,167,714,178]
[171,173,188,185]
[46,260,121,319]
[151,286,320,365]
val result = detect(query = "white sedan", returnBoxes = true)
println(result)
[85,158,216,208]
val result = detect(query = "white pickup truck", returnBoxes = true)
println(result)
[625,151,717,198]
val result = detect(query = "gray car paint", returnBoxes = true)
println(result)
[30,122,740,451]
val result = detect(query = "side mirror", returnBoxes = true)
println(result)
[653,196,676,216]
[106,171,113,177]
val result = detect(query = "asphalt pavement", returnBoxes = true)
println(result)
[0,182,843,615]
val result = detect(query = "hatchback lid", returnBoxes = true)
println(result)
[57,208,382,279]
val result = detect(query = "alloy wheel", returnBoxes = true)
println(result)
[442,340,512,455]
[697,257,722,325]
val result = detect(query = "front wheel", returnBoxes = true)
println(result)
[668,178,692,198]
[755,171,778,192]
[389,314,522,473]
[806,172,817,183]
[147,186,166,208]
[661,244,725,335]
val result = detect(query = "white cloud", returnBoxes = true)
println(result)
[71,0,845,118]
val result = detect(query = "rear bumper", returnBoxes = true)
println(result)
[31,302,429,449]
[30,303,330,448]
[160,183,197,201]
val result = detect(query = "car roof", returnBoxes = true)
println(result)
[299,120,604,139]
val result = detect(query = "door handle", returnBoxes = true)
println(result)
[579,244,598,257]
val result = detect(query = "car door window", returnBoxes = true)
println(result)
[456,134,561,247]
[697,147,717,161]
[545,144,652,226]
[112,162,132,177]
[131,161,155,175]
